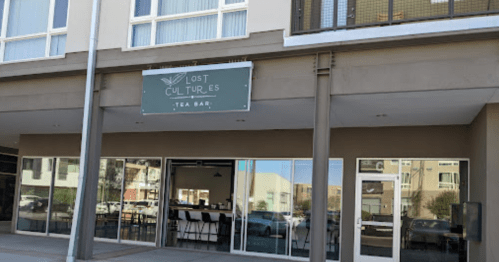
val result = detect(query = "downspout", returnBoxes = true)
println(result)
[66,0,101,261]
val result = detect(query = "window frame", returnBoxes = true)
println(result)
[128,0,249,49]
[438,172,457,189]
[0,0,69,64]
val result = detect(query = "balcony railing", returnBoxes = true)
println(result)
[292,0,499,35]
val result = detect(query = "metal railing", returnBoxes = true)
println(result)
[292,0,499,35]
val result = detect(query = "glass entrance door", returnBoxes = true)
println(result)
[355,172,400,262]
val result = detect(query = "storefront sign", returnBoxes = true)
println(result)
[141,62,253,114]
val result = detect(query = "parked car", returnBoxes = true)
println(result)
[406,219,459,250]
[235,211,289,237]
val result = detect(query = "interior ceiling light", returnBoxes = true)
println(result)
[213,167,222,177]
[135,121,144,124]
[376,114,387,118]
[236,119,245,122]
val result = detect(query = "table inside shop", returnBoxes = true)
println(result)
[171,207,232,242]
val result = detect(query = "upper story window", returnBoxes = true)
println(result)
[129,0,248,48]
[0,0,69,63]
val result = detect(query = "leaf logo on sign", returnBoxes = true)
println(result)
[160,72,187,87]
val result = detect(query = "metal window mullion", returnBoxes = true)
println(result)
[333,0,338,30]
[154,9,219,22]
[217,0,224,39]
[150,0,158,46]
[449,0,455,18]
[46,158,57,235]
[117,159,126,243]
[46,0,56,57]
[288,160,295,257]
[243,160,252,252]
[388,0,393,25]
[0,41,4,62]
[229,160,240,252]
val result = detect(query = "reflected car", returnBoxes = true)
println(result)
[22,198,71,213]
[19,195,40,208]
[235,211,289,237]
[96,202,120,214]
[406,219,459,250]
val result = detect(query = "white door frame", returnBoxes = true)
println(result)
[354,165,401,262]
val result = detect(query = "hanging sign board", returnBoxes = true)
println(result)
[141,61,253,114]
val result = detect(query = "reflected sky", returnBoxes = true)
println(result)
[238,160,343,186]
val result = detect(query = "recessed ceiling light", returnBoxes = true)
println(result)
[135,122,144,125]
[376,114,387,118]
[236,119,245,122]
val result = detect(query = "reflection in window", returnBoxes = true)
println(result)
[94,159,124,239]
[400,160,467,262]
[120,159,161,242]
[49,158,79,234]
[290,160,343,260]
[17,158,52,233]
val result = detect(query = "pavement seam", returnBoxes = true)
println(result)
[92,247,156,260]
[0,246,65,261]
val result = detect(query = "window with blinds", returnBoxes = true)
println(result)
[129,0,248,48]
[0,0,69,63]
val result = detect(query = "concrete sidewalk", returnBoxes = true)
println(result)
[0,234,290,262]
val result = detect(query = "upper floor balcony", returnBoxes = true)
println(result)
[291,0,499,35]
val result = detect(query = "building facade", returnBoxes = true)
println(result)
[0,0,498,262]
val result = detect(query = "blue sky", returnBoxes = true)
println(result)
[237,160,343,186]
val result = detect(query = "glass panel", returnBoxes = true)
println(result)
[361,226,393,257]
[362,181,394,222]
[320,0,348,28]
[158,0,218,16]
[53,0,69,28]
[48,158,79,234]
[50,34,66,56]
[132,23,151,47]
[222,11,246,38]
[360,180,394,257]
[327,160,342,260]
[7,0,50,37]
[233,160,247,251]
[156,15,217,45]
[359,159,399,174]
[135,0,151,17]
[291,160,312,258]
[17,158,52,233]
[0,174,16,221]
[94,159,124,239]
[245,160,291,255]
[4,37,46,62]
[225,0,244,4]
[120,159,161,242]
[400,160,467,262]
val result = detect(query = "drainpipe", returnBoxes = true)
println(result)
[66,0,102,261]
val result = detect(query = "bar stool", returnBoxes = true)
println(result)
[199,212,218,244]
[182,211,200,242]
[218,213,230,237]
[303,218,311,249]
[168,209,183,237]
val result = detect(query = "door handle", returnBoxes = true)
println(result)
[357,217,362,228]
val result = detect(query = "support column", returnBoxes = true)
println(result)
[310,52,333,262]
[67,75,104,261]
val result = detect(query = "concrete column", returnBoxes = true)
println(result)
[67,75,104,261]
[310,52,333,262]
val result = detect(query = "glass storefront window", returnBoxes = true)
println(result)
[245,160,292,255]
[400,160,468,262]
[17,158,53,233]
[120,159,161,243]
[327,160,342,260]
[94,159,124,239]
[48,158,79,234]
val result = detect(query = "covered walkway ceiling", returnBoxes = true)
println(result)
[1,88,498,148]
